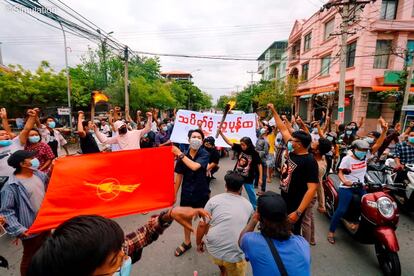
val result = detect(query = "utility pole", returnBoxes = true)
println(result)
[247,71,255,112]
[322,0,373,123]
[0,42,3,65]
[124,46,130,115]
[58,22,73,131]
[400,49,414,124]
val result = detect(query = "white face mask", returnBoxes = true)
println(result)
[189,138,202,150]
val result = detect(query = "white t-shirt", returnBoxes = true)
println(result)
[0,137,24,177]
[339,155,368,188]
[204,193,253,263]
[95,129,144,150]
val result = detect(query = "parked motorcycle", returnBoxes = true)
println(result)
[367,160,414,212]
[323,172,401,276]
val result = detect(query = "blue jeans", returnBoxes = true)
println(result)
[254,165,267,192]
[329,187,366,233]
[244,183,257,210]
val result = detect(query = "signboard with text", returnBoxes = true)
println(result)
[170,110,257,148]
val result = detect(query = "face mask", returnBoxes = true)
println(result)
[189,138,202,150]
[30,158,40,170]
[167,123,172,127]
[118,127,128,135]
[29,136,41,143]
[327,136,334,142]
[345,130,353,136]
[312,128,318,133]
[89,130,94,134]
[364,137,374,144]
[47,121,56,128]
[260,128,266,135]
[0,140,12,147]
[113,256,132,276]
[162,126,168,132]
[287,141,294,153]
[143,133,148,138]
[354,150,367,160]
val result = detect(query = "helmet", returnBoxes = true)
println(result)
[351,139,370,150]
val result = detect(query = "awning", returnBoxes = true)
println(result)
[372,86,414,92]
[318,91,335,96]
[299,94,312,99]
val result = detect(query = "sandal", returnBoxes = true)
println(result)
[327,235,335,245]
[175,242,192,257]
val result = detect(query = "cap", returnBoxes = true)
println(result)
[8,150,37,168]
[352,139,370,150]
[114,120,126,131]
[257,191,287,222]
[204,136,215,146]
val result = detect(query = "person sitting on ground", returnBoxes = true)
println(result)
[94,112,152,150]
[239,192,310,276]
[196,171,253,276]
[27,207,211,276]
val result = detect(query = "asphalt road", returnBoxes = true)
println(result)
[1,156,414,275]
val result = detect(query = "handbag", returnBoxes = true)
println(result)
[264,235,288,276]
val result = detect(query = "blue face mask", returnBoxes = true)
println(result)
[345,130,353,136]
[47,121,56,128]
[29,136,41,144]
[287,141,294,153]
[113,256,132,276]
[312,128,318,133]
[0,140,12,147]
[364,137,374,144]
[408,137,414,144]
[260,128,266,135]
[327,136,334,142]
[354,150,367,160]
[30,158,40,170]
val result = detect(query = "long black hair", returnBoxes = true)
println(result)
[240,137,255,152]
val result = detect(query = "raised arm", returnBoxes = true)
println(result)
[267,103,292,143]
[0,108,13,135]
[218,129,234,147]
[296,116,310,134]
[143,112,153,134]
[20,109,36,145]
[77,111,86,138]
[136,110,143,130]
[371,118,388,155]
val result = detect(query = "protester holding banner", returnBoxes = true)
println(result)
[172,129,210,257]
[0,150,50,276]
[155,122,171,147]
[219,131,262,210]
[28,207,211,276]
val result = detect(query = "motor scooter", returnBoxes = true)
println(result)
[323,172,401,276]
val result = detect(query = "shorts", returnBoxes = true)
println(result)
[180,197,209,209]
[211,256,247,276]
[266,153,276,168]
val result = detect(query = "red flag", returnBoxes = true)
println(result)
[28,147,175,234]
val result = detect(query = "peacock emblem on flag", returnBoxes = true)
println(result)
[84,178,140,201]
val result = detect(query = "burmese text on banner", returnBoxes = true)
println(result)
[28,147,175,234]
[170,110,257,147]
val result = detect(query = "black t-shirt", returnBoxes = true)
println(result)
[175,148,210,202]
[280,153,319,213]
[80,133,100,154]
[232,144,261,183]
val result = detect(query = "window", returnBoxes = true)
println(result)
[302,63,309,81]
[324,19,334,40]
[366,93,382,118]
[380,0,398,20]
[321,56,331,76]
[304,33,312,51]
[346,41,357,68]
[407,40,414,66]
[374,40,392,69]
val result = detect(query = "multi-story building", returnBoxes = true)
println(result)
[161,71,193,81]
[257,40,288,81]
[287,0,414,132]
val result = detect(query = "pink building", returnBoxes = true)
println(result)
[288,0,414,133]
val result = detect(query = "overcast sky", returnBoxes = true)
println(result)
[0,0,325,103]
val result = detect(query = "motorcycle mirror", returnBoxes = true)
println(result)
[342,169,352,175]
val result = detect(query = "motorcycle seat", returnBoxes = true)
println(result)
[328,174,342,191]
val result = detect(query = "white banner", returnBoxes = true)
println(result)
[170,110,257,148]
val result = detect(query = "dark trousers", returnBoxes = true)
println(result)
[21,231,50,276]
[292,215,305,236]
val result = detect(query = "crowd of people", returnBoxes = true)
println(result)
[0,102,413,275]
